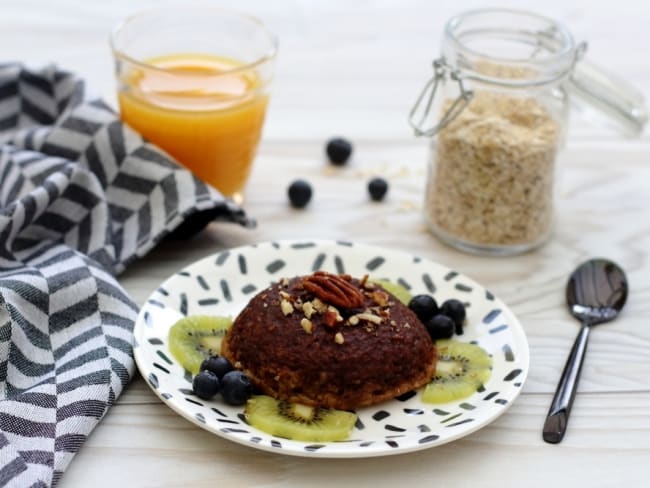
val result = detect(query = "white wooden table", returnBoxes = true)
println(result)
[3,1,650,487]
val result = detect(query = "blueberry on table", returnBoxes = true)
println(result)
[440,299,466,334]
[221,371,254,406]
[288,179,313,208]
[425,314,455,340]
[200,356,234,380]
[368,177,388,201]
[408,294,438,322]
[192,370,220,400]
[326,137,353,165]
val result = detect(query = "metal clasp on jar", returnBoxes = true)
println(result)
[408,57,474,137]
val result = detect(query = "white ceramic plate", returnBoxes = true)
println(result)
[134,240,529,458]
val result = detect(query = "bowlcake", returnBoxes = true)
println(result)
[220,271,436,410]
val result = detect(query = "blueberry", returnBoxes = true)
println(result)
[221,371,253,406]
[200,356,234,379]
[288,179,313,208]
[326,137,353,165]
[425,314,455,340]
[368,177,388,201]
[440,299,466,334]
[192,370,220,400]
[408,294,438,322]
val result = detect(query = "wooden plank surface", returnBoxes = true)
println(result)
[2,0,649,487]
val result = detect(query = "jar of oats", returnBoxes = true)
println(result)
[410,9,647,255]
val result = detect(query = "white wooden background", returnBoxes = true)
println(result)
[2,1,650,487]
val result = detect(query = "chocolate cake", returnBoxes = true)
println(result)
[220,271,436,410]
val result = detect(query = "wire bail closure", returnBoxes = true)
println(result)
[408,58,474,137]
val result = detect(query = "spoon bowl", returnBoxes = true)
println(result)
[543,258,628,444]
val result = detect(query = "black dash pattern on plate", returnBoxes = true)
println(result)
[197,275,210,291]
[271,440,282,448]
[372,410,390,421]
[238,254,247,274]
[444,271,458,281]
[220,279,232,302]
[241,284,257,295]
[454,283,472,292]
[198,298,219,307]
[422,273,436,293]
[483,391,499,401]
[417,424,431,432]
[311,253,326,271]
[489,324,508,334]
[195,413,206,424]
[502,344,515,361]
[215,251,230,265]
[179,293,188,315]
[385,424,406,432]
[404,408,424,415]
[419,435,440,444]
[503,369,522,381]
[483,309,501,324]
[266,259,285,274]
[153,363,170,374]
[148,373,158,389]
[334,256,345,274]
[291,241,315,249]
[147,337,163,345]
[355,417,365,430]
[305,444,325,452]
[365,256,385,271]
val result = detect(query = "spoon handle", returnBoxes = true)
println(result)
[543,323,591,444]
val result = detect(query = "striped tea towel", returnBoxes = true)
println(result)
[0,63,252,487]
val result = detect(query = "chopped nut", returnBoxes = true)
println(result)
[363,280,375,290]
[348,315,360,325]
[280,277,290,287]
[334,332,344,344]
[312,298,327,313]
[279,290,291,299]
[235,361,242,369]
[302,301,314,318]
[300,318,313,334]
[371,290,390,307]
[355,313,383,325]
[359,274,369,287]
[280,299,294,316]
[327,305,343,322]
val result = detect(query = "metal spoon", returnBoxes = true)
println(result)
[542,258,628,444]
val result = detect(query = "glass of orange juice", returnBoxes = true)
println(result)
[110,6,277,203]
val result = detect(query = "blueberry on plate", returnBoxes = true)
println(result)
[326,137,353,165]
[200,356,234,380]
[440,298,466,334]
[368,177,389,201]
[287,179,313,208]
[192,370,220,400]
[425,314,455,340]
[221,371,254,406]
[408,294,438,322]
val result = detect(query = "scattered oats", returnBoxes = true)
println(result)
[280,299,294,316]
[334,332,345,344]
[300,318,313,334]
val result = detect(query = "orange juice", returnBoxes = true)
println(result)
[117,53,269,200]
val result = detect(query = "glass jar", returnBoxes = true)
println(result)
[410,8,647,255]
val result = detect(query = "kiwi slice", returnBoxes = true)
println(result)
[245,395,357,442]
[371,279,412,305]
[422,339,492,404]
[168,315,232,375]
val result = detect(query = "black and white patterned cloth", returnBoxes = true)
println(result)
[0,64,251,487]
